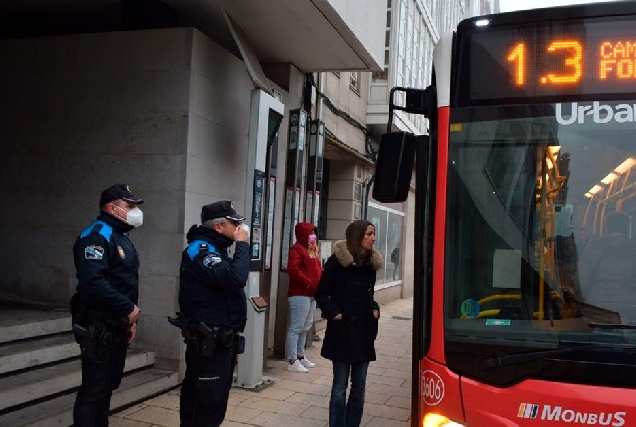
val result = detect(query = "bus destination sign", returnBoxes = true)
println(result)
[456,15,636,105]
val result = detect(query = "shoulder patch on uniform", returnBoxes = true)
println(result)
[202,254,222,268]
[187,240,216,260]
[79,221,113,241]
[85,245,104,260]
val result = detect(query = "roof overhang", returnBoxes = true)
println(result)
[164,0,384,72]
[0,0,383,73]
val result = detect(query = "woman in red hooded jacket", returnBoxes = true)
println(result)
[286,222,323,373]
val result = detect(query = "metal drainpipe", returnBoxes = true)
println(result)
[305,72,324,349]
[316,72,324,121]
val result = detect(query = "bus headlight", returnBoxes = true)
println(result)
[423,413,464,427]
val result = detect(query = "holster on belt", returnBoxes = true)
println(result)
[70,293,127,361]
[196,322,219,358]
[168,312,193,343]
[72,323,97,360]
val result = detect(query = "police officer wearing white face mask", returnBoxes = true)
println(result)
[176,200,250,426]
[70,183,144,426]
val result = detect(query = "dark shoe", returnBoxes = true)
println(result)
[312,334,321,342]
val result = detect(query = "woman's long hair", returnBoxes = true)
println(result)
[345,220,374,263]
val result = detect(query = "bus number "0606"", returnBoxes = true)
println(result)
[422,370,445,406]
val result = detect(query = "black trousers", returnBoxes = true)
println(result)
[73,336,128,427]
[180,340,238,427]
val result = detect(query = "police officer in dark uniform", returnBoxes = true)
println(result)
[177,200,250,426]
[71,183,144,426]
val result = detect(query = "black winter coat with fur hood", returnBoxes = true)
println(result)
[315,240,383,363]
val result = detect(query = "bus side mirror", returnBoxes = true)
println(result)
[372,132,416,203]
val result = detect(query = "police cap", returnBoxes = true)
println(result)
[99,184,144,206]
[201,200,245,223]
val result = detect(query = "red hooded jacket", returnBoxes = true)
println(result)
[287,222,323,298]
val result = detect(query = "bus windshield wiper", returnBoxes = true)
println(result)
[484,340,636,369]
[588,322,636,330]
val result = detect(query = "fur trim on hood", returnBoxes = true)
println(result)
[332,240,383,271]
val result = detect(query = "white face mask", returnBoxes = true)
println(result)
[126,207,144,227]
[112,204,144,227]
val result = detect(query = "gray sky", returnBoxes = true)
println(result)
[499,0,616,12]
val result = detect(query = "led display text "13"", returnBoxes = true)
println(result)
[506,40,636,86]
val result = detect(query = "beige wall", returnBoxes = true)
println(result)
[319,68,412,302]
[321,72,370,153]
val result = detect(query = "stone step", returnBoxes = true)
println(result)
[0,348,154,411]
[0,333,79,375]
[0,368,179,427]
[0,310,71,344]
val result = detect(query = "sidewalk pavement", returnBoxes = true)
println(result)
[110,297,413,427]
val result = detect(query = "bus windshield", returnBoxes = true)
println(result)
[444,100,636,387]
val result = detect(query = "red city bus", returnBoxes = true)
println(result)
[374,2,636,426]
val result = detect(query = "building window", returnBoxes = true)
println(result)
[349,72,360,94]
[354,182,362,201]
[367,202,405,285]
[373,0,393,82]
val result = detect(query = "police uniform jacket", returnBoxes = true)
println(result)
[73,213,139,316]
[179,225,250,332]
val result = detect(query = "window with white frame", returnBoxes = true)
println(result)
[367,202,405,286]
[349,72,360,94]
[372,0,392,82]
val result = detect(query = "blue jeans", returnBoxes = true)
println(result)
[329,361,369,427]
[286,296,316,360]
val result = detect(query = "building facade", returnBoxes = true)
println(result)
[363,0,498,299]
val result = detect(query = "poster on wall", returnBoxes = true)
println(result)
[281,187,294,270]
[306,190,313,223]
[293,187,300,236]
[265,177,275,270]
[314,191,320,227]
[250,171,264,261]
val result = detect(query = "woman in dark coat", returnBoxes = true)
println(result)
[315,220,383,427]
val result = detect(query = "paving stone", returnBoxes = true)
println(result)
[366,373,407,387]
[285,392,330,409]
[227,392,251,406]
[364,401,411,421]
[243,410,326,427]
[238,395,307,416]
[109,418,153,427]
[250,386,296,401]
[125,406,180,427]
[224,405,262,423]
[382,368,412,380]
[299,405,329,422]
[367,383,411,398]
[276,379,331,396]
[312,375,333,386]
[364,416,411,426]
[386,395,411,409]
[364,390,390,405]
[144,393,180,410]
[115,403,148,418]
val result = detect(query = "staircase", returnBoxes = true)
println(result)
[0,307,179,426]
